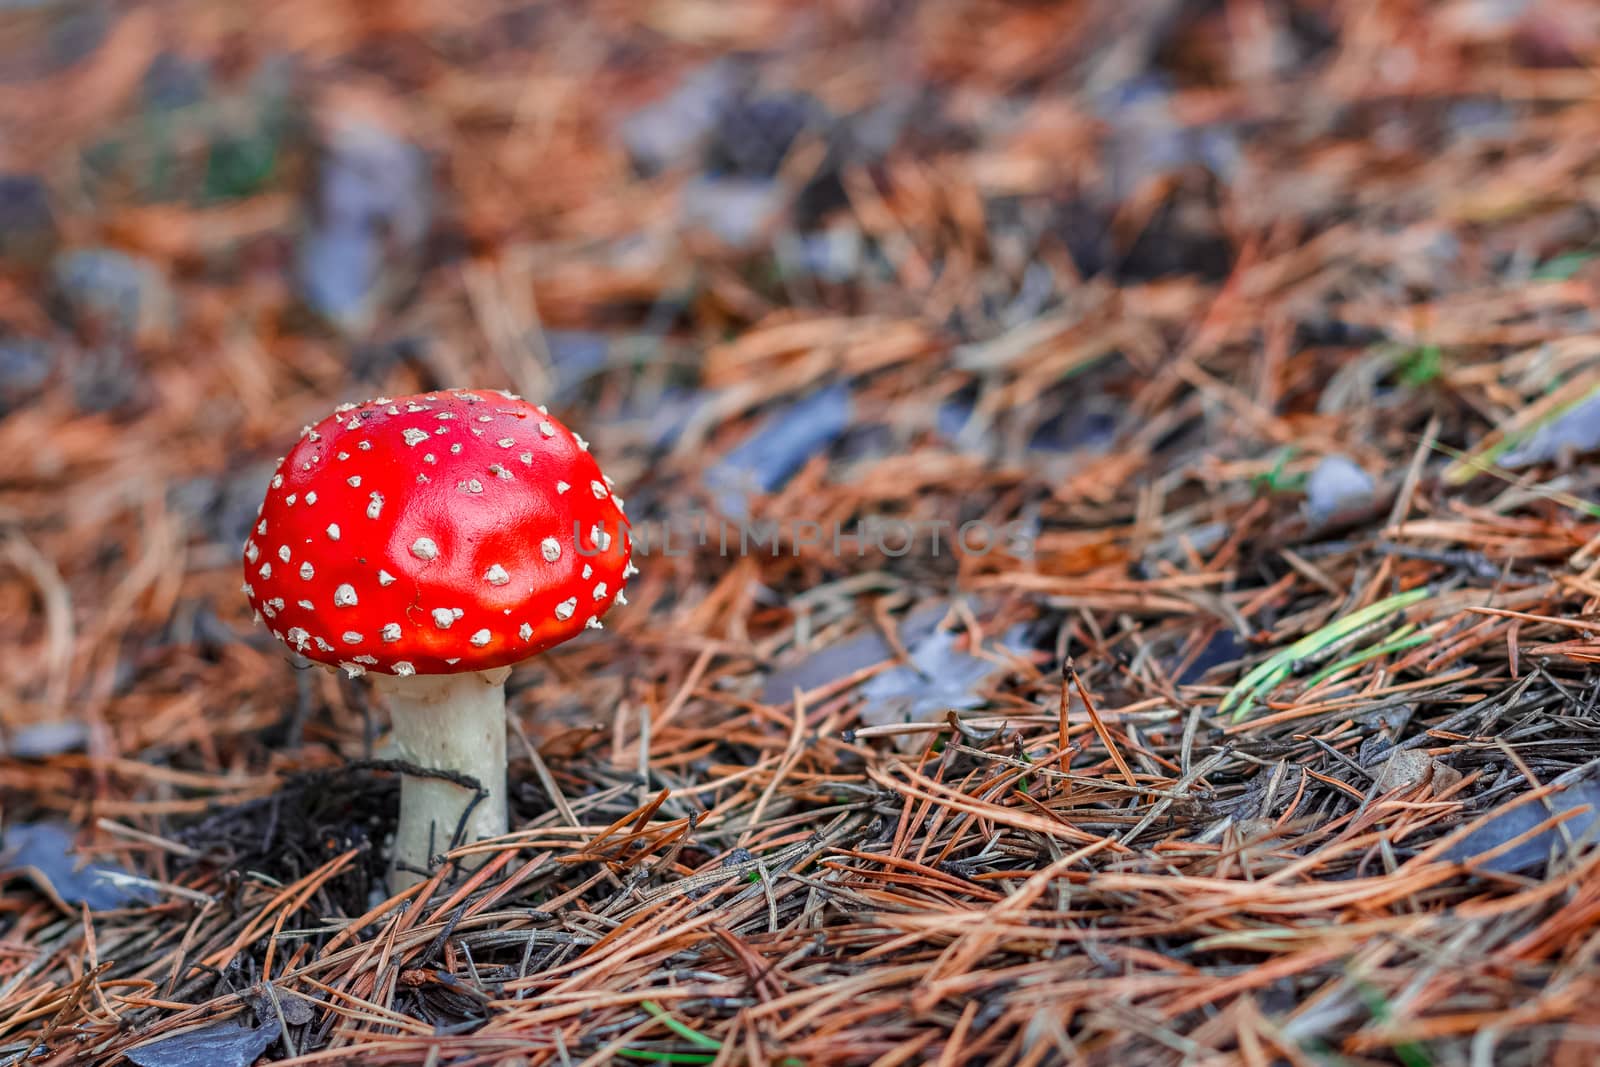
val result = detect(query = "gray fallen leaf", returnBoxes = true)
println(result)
[123,1017,280,1067]
[705,383,852,518]
[298,226,379,330]
[1098,75,1242,198]
[762,603,948,706]
[858,624,1028,750]
[1175,629,1245,685]
[0,173,58,268]
[1304,453,1375,525]
[544,331,610,402]
[779,227,863,284]
[1498,392,1600,468]
[52,248,172,345]
[632,387,708,451]
[0,336,54,415]
[619,59,745,174]
[1441,779,1600,874]
[858,630,996,727]
[297,120,430,335]
[704,91,830,179]
[1,721,88,758]
[1446,99,1515,142]
[1,824,156,911]
[275,991,315,1027]
[1142,522,1229,570]
[1028,404,1120,455]
[935,398,975,443]
[1372,749,1434,793]
[679,176,786,248]
[141,50,210,110]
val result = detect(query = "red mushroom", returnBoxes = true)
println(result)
[240,389,633,884]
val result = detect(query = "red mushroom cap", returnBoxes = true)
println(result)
[240,389,633,677]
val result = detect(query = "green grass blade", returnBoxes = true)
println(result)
[1301,624,1428,690]
[641,1001,722,1051]
[617,1050,718,1065]
[1221,588,1431,722]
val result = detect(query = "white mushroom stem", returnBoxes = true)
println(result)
[372,666,511,887]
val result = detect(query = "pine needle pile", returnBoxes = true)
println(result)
[3,2,1600,1064]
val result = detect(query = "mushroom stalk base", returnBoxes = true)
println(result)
[373,667,511,888]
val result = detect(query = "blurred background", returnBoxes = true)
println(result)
[5,2,1600,1061]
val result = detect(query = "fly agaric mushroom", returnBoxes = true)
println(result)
[240,389,633,885]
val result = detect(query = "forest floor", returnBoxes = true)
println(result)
[3,2,1600,1064]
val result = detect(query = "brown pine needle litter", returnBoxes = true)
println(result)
[4,2,1600,1065]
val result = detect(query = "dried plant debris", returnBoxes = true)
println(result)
[8,2,1600,1066]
